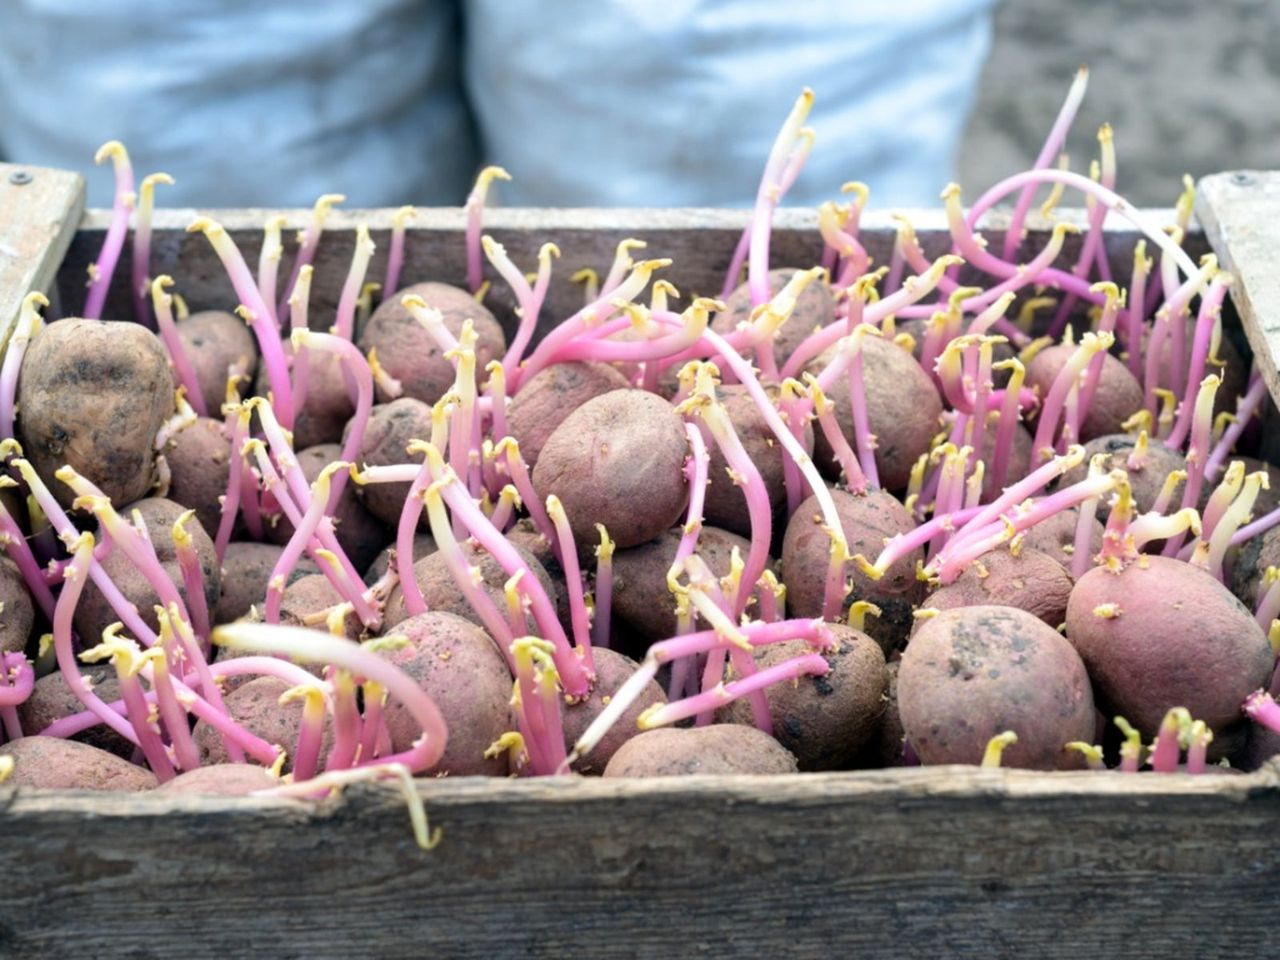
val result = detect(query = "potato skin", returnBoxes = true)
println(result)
[216,542,321,625]
[279,573,362,642]
[507,361,631,471]
[700,384,813,537]
[363,533,436,587]
[18,318,174,508]
[603,724,798,777]
[810,334,942,491]
[1017,507,1104,575]
[353,399,434,527]
[724,625,887,771]
[383,612,512,777]
[0,557,34,656]
[163,416,231,541]
[18,663,130,758]
[899,605,1095,769]
[75,497,221,646]
[532,389,689,551]
[359,282,505,405]
[560,647,666,775]
[275,351,353,451]
[609,526,755,648]
[782,488,923,655]
[177,309,258,417]
[1066,556,1273,735]
[0,736,156,790]
[1026,344,1144,442]
[854,659,904,768]
[158,764,280,796]
[265,443,389,574]
[1234,524,1280,609]
[192,676,333,773]
[1057,434,1186,514]
[924,547,1074,629]
[382,539,557,632]
[713,268,836,369]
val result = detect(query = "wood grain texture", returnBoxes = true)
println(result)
[1197,171,1280,406]
[2,765,1278,960]
[0,162,84,348]
[56,205,1203,348]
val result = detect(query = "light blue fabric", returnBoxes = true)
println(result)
[0,0,995,208]
[0,0,476,207]
[464,0,996,206]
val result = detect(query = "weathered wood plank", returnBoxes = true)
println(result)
[0,162,84,348]
[1197,171,1280,407]
[1,765,1277,959]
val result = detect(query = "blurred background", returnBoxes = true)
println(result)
[0,0,1276,209]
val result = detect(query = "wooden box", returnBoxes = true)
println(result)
[2,163,1278,960]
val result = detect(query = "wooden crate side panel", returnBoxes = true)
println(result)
[1,767,1277,960]
[1197,172,1280,405]
[0,162,84,349]
[55,207,1204,350]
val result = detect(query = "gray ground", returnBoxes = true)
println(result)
[961,0,1280,206]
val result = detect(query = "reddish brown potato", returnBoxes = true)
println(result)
[18,318,175,507]
[1057,434,1186,514]
[603,724,798,777]
[177,309,257,417]
[216,542,321,625]
[75,498,221,647]
[507,361,631,470]
[609,526,755,649]
[18,664,130,758]
[0,557,34,656]
[974,422,1034,500]
[359,282,506,405]
[192,676,333,773]
[382,611,513,777]
[0,736,156,790]
[561,647,667,775]
[1066,556,1273,736]
[854,659,904,768]
[1017,506,1104,575]
[382,539,557,632]
[782,487,923,655]
[363,534,437,586]
[923,547,1074,629]
[700,383,813,537]
[532,389,689,551]
[723,625,887,771]
[713,268,836,369]
[279,573,362,642]
[810,334,943,491]
[158,764,280,795]
[265,443,389,574]
[898,605,1096,769]
[504,520,574,636]
[1233,524,1280,608]
[353,399,434,527]
[277,351,354,451]
[163,416,231,540]
[1026,344,1143,442]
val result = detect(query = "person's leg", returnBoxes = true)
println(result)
[0,0,476,206]
[464,0,995,207]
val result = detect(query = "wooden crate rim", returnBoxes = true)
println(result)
[76,205,1193,235]
[4,761,1275,813]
